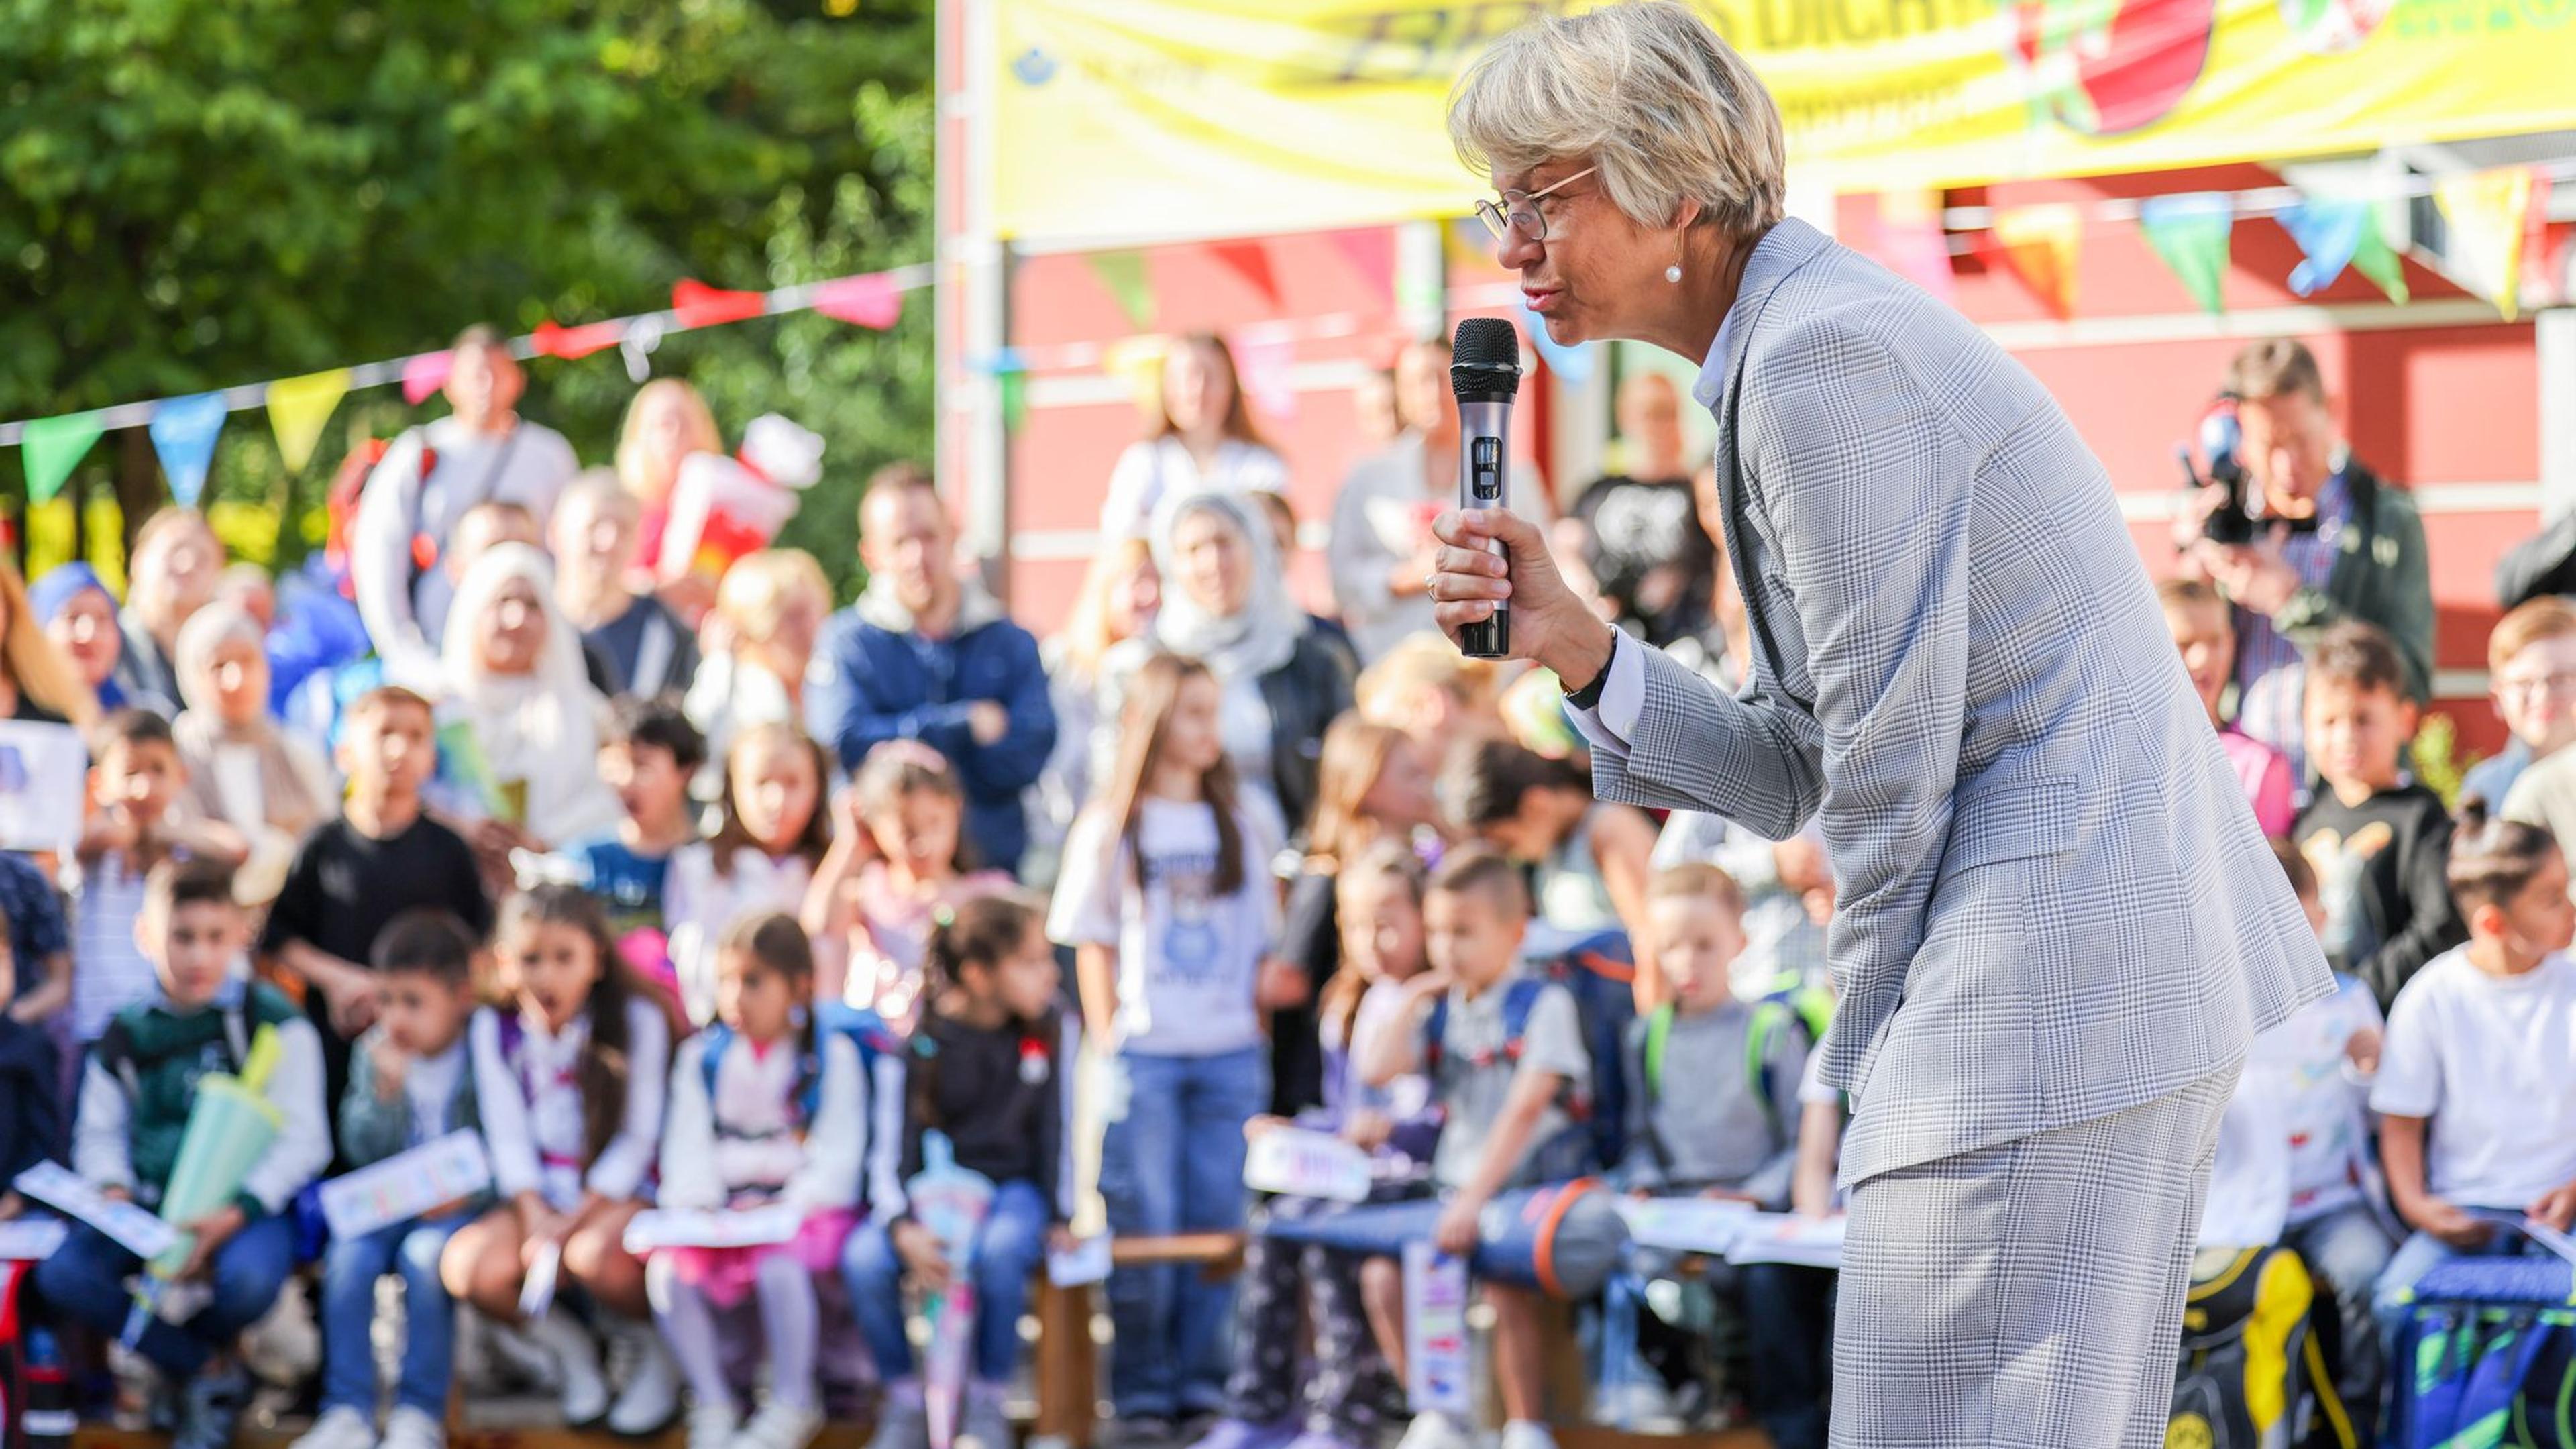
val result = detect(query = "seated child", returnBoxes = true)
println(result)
[2207,843,2394,1427]
[652,914,869,1449]
[2369,801,2576,1346]
[806,740,1010,1027]
[564,696,708,989]
[847,894,1069,1449]
[297,911,490,1449]
[1196,842,1437,1449]
[34,858,330,1449]
[2471,596,2576,811]
[1359,848,1591,1449]
[1606,864,1822,1449]
[442,885,682,1436]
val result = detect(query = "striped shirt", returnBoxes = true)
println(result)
[70,851,164,1043]
[2233,468,2351,791]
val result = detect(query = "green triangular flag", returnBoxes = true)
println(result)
[2139,193,2233,315]
[2351,213,2410,304]
[998,369,1028,433]
[1085,250,1157,331]
[21,411,105,504]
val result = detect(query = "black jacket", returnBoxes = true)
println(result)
[0,1016,61,1189]
[2294,781,2465,1010]
[1256,628,1359,842]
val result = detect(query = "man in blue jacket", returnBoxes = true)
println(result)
[812,464,1057,877]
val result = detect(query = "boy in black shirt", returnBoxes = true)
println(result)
[2294,621,2465,1008]
[260,686,493,1118]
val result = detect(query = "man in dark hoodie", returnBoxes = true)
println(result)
[810,464,1056,877]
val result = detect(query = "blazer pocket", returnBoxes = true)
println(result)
[1943,775,2078,873]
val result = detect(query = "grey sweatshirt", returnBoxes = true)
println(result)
[1617,999,1808,1208]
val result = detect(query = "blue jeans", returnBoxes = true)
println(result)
[33,1216,298,1376]
[2281,1203,2395,1442]
[1099,1046,1267,1420]
[843,1179,1055,1385]
[319,1213,471,1416]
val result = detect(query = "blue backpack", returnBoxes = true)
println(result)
[2390,1254,2576,1448]
[1423,955,1623,1183]
[697,1001,902,1129]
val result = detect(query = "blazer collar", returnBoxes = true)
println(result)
[1692,217,1834,415]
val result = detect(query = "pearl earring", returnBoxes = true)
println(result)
[1664,262,1683,284]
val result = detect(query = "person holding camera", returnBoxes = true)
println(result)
[2174,339,2435,789]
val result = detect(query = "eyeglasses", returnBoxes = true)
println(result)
[1474,166,1598,248]
[2499,671,2576,702]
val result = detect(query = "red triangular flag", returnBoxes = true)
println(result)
[814,274,904,330]
[1990,203,2082,321]
[1328,229,1396,305]
[533,319,627,360]
[1209,240,1281,307]
[672,278,769,331]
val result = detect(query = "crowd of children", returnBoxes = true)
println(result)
[2,393,2575,1449]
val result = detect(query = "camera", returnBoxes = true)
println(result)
[2180,394,2257,546]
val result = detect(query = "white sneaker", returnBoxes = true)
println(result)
[604,1317,682,1436]
[1589,1377,1681,1432]
[1395,1414,1474,1449]
[689,1401,743,1449]
[729,1401,826,1449]
[526,1308,610,1427]
[1497,1423,1558,1449]
[381,1406,446,1449]
[290,1406,380,1449]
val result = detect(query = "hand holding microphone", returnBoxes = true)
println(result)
[1428,318,1616,688]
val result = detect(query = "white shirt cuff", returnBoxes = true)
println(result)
[1568,630,1646,751]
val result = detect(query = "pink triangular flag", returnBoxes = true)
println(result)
[1328,229,1397,305]
[1229,331,1296,423]
[815,274,903,330]
[401,350,453,405]
[1872,191,1955,306]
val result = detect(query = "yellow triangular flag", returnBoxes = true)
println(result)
[2434,167,2536,320]
[265,368,352,474]
[1102,335,1169,419]
[1992,203,2082,321]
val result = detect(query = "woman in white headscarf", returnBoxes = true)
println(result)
[1093,488,1356,835]
[440,543,622,849]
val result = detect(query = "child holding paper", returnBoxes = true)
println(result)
[652,914,869,1449]
[1358,849,1589,1449]
[1605,864,1823,1448]
[34,857,329,1449]
[442,884,681,1437]
[297,910,490,1449]
[845,893,1070,1449]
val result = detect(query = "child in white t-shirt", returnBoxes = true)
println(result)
[2369,802,2576,1342]
[2206,843,2395,1421]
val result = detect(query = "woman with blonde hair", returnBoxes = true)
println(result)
[684,548,831,761]
[1097,333,1289,543]
[0,559,100,727]
[616,378,724,575]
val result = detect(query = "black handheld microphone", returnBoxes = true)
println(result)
[1451,317,1521,660]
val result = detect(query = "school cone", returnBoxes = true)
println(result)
[909,1132,996,1449]
[145,1026,286,1278]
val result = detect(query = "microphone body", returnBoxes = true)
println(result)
[1451,318,1523,660]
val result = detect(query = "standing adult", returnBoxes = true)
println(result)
[0,560,99,728]
[1328,337,1459,666]
[614,378,725,589]
[1426,7,2328,1444]
[1098,334,1289,543]
[1565,371,1719,648]
[353,326,581,684]
[118,507,225,712]
[551,470,700,702]
[810,464,1056,878]
[2176,338,2434,787]
[1101,489,1358,839]
[30,564,148,716]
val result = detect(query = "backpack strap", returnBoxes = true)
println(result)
[1497,977,1548,1069]
[1744,1000,1795,1149]
[221,1002,251,1075]
[1421,991,1452,1077]
[698,1023,735,1103]
[1642,1005,1675,1106]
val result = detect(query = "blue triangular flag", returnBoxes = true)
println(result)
[148,392,228,506]
[2277,197,2406,302]
[1516,302,1597,386]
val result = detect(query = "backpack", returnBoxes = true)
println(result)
[2168,1244,2355,1449]
[2390,1256,2576,1448]
[1640,996,1809,1157]
[698,1002,901,1136]
[1424,976,1601,1183]
[1538,930,1644,1170]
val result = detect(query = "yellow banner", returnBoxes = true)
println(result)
[988,0,2576,245]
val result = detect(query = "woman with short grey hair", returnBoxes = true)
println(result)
[1427,5,2328,1447]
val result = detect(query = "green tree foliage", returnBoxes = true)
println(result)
[0,0,930,596]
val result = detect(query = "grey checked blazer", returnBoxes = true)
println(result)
[1592,219,2333,1187]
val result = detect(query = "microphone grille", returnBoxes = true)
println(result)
[1451,317,1521,398]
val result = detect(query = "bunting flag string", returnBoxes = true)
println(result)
[0,262,934,466]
